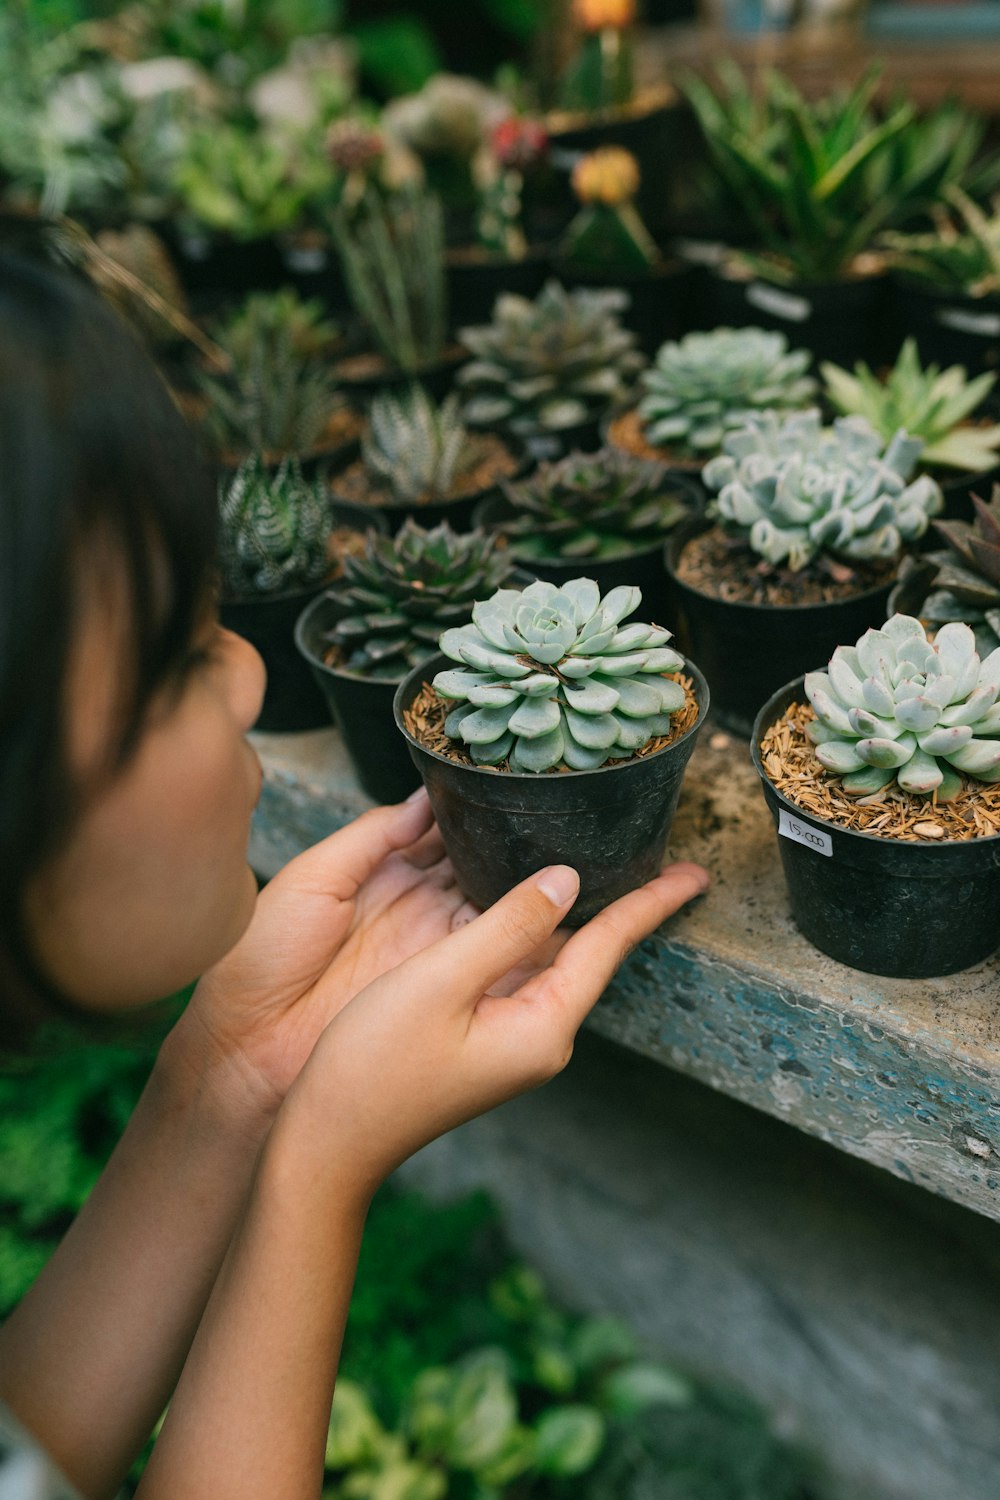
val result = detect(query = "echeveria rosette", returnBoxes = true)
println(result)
[804,614,1000,803]
[433,578,685,773]
[702,409,944,572]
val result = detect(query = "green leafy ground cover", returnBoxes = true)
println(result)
[0,1032,827,1499]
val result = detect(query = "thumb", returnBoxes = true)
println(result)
[396,864,580,1011]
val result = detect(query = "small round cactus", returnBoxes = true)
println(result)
[804,613,1000,801]
[703,409,944,572]
[434,577,687,772]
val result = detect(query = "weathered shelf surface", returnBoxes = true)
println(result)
[249,723,1000,1222]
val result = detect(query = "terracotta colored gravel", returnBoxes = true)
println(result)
[760,699,1000,842]
[675,526,897,608]
[331,431,518,507]
[404,671,700,775]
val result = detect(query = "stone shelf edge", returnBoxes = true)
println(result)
[249,722,1000,1223]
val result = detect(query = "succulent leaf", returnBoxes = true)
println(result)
[433,578,687,771]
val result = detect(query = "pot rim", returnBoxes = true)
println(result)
[294,589,408,688]
[666,517,899,617]
[393,648,709,782]
[329,433,528,516]
[751,672,1000,849]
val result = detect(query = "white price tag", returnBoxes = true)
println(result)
[779,808,833,857]
[746,282,811,324]
[937,306,1000,339]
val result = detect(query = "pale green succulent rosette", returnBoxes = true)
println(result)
[702,410,944,573]
[804,613,1000,803]
[433,578,686,773]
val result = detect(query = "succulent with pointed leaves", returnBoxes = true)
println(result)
[821,338,1000,473]
[804,613,1000,802]
[497,446,690,561]
[922,486,1000,656]
[323,520,515,679]
[362,387,481,506]
[434,578,686,772]
[703,409,943,572]
[457,281,644,439]
[637,326,816,457]
[219,456,330,598]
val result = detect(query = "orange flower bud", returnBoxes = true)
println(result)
[571,146,640,207]
[571,0,636,32]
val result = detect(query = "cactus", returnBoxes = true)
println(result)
[559,146,657,275]
[921,487,1000,656]
[457,280,644,439]
[322,520,515,679]
[804,613,1000,801]
[332,186,447,374]
[362,387,483,507]
[637,327,816,457]
[702,409,943,572]
[434,577,686,771]
[822,339,1000,473]
[497,446,689,561]
[219,457,331,598]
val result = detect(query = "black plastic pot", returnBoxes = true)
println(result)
[394,651,708,926]
[221,585,331,732]
[520,414,604,464]
[889,274,1000,382]
[278,235,349,312]
[166,229,286,299]
[294,591,421,803]
[665,521,895,737]
[554,259,700,355]
[447,251,550,333]
[333,347,466,411]
[751,677,1000,977]
[545,96,681,243]
[474,486,701,626]
[327,439,528,537]
[702,263,889,368]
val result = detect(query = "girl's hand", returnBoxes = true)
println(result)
[274,859,710,1203]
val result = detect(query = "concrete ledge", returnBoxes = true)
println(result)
[249,722,1000,1221]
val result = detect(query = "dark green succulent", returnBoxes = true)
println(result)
[219,456,331,598]
[322,520,516,679]
[922,487,1000,657]
[497,446,690,562]
[212,289,340,368]
[197,331,341,461]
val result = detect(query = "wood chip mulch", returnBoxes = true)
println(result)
[605,408,700,469]
[761,700,1000,842]
[675,526,897,607]
[404,672,700,775]
[331,432,518,508]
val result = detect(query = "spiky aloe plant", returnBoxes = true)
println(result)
[434,578,686,772]
[920,487,1000,656]
[219,457,331,598]
[881,190,1000,298]
[703,409,943,572]
[497,446,689,561]
[322,520,515,678]
[196,329,340,461]
[212,290,339,368]
[804,613,1000,801]
[362,388,483,506]
[332,186,447,374]
[637,326,816,457]
[457,281,644,438]
[821,339,1000,473]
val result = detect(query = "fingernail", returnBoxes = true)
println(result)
[692,868,711,892]
[536,865,580,907]
[405,785,429,804]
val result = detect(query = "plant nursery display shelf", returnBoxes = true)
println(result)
[249,723,1000,1224]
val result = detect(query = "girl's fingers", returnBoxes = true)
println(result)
[402,824,447,870]
[267,791,434,902]
[544,862,710,1029]
[392,865,581,1012]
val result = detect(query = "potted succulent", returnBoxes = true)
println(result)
[890,486,1000,656]
[752,613,1000,977]
[219,456,339,732]
[456,279,645,461]
[683,69,915,364]
[553,146,692,355]
[606,325,816,476]
[296,520,517,802]
[394,576,708,923]
[476,445,696,622]
[821,338,1000,520]
[881,193,1000,380]
[666,409,944,734]
[328,385,522,536]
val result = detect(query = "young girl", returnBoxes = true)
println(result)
[0,252,709,1500]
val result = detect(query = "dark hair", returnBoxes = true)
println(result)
[0,251,218,1039]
